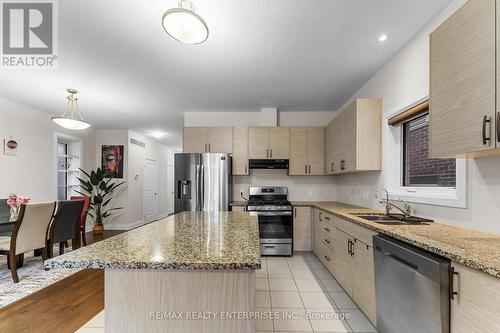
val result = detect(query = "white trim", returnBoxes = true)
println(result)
[383,108,467,209]
[104,213,169,231]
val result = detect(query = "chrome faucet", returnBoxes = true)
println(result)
[376,189,412,218]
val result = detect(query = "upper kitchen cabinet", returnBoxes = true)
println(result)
[232,127,249,175]
[289,127,326,175]
[183,127,233,153]
[326,98,382,174]
[248,127,290,159]
[429,0,497,157]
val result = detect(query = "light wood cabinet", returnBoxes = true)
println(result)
[325,98,382,174]
[183,127,233,153]
[293,207,312,251]
[289,127,326,175]
[248,127,270,159]
[312,210,376,326]
[352,240,377,325]
[208,127,233,153]
[232,127,249,175]
[248,127,290,159]
[450,261,500,333]
[430,0,497,157]
[183,127,208,153]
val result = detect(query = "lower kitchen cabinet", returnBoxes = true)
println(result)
[313,210,377,326]
[293,206,312,251]
[352,240,377,325]
[231,206,246,212]
[450,262,500,333]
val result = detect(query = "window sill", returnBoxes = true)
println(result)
[387,188,466,208]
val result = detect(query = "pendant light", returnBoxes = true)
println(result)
[51,89,91,130]
[162,0,209,45]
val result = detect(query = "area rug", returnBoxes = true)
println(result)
[0,247,81,308]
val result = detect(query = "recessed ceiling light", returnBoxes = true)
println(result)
[378,34,388,42]
[162,0,209,45]
[151,131,167,139]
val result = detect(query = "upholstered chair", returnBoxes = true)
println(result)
[47,200,84,258]
[0,202,56,283]
[70,196,91,246]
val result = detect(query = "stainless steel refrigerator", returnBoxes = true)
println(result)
[174,153,233,213]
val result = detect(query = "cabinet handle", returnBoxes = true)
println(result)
[324,255,330,261]
[294,208,297,217]
[482,115,491,145]
[497,112,500,142]
[330,162,333,172]
[324,227,330,232]
[323,216,330,221]
[324,238,330,244]
[204,143,207,152]
[449,266,459,300]
[270,149,273,158]
[208,143,211,152]
[308,165,311,174]
[267,149,270,158]
[305,165,307,174]
[340,159,346,171]
[245,165,248,174]
[350,239,355,256]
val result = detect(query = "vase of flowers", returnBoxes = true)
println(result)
[7,194,30,221]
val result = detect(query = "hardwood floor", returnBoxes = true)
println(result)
[0,230,123,333]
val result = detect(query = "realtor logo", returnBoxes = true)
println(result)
[1,0,58,68]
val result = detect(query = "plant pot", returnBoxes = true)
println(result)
[93,224,104,235]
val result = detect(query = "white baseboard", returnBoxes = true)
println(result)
[105,219,145,231]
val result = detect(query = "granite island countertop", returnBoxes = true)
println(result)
[45,211,261,271]
[232,200,500,278]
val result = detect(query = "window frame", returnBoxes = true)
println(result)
[384,99,467,208]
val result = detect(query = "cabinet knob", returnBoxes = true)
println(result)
[324,255,330,261]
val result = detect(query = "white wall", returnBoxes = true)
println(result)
[95,129,175,229]
[0,97,95,201]
[185,109,338,201]
[335,0,500,234]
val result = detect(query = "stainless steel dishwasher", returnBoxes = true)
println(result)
[373,235,451,333]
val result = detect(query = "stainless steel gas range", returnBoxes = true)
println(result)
[246,186,293,256]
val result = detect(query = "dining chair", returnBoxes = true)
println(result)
[0,199,13,235]
[70,196,91,246]
[47,200,84,258]
[0,202,56,283]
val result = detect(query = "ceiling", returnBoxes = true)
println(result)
[0,0,451,149]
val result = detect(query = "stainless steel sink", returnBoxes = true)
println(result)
[350,213,432,225]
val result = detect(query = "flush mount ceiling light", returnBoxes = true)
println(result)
[51,89,91,130]
[151,131,167,139]
[162,0,209,45]
[378,34,388,42]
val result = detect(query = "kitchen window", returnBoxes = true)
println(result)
[385,99,466,208]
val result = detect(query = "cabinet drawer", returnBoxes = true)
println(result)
[319,230,335,252]
[319,220,335,237]
[316,239,334,273]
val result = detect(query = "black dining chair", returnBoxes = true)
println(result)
[0,199,13,235]
[47,200,84,258]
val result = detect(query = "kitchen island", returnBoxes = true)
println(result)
[45,211,261,333]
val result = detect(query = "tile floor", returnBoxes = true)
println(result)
[77,252,377,333]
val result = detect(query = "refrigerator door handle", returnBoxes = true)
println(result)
[200,164,205,211]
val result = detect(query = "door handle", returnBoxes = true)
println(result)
[482,115,491,145]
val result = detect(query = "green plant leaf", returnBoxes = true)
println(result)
[93,194,103,205]
[79,168,91,179]
[102,198,112,207]
[90,170,99,185]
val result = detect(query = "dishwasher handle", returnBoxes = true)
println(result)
[375,246,418,270]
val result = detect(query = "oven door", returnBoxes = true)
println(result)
[257,211,293,242]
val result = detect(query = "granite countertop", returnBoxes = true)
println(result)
[45,212,261,271]
[288,201,500,278]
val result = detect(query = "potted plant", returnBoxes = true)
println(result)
[76,167,125,235]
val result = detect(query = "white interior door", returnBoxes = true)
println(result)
[167,163,175,215]
[143,158,158,222]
